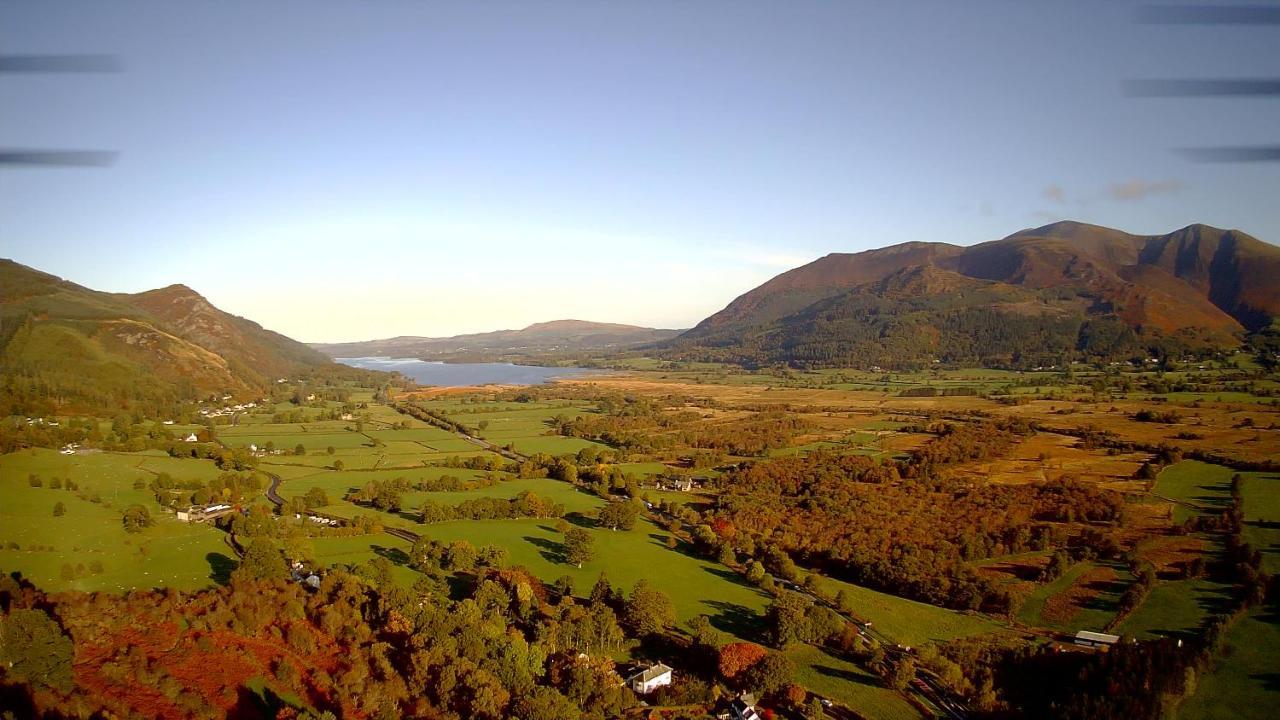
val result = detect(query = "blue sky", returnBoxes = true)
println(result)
[2,1,1277,341]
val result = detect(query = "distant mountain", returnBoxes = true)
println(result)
[0,260,330,415]
[670,222,1280,368]
[311,319,683,359]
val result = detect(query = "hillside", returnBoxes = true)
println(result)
[0,260,331,416]
[671,222,1280,368]
[311,319,682,359]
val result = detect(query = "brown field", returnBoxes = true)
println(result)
[1041,565,1119,626]
[948,433,1149,489]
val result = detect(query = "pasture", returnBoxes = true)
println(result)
[0,448,230,592]
[1179,606,1280,720]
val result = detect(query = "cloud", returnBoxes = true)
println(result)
[1042,184,1066,204]
[1108,179,1184,201]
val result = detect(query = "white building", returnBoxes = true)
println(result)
[184,433,199,443]
[627,663,673,694]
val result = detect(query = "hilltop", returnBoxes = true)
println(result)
[311,319,682,360]
[669,222,1280,368]
[0,260,332,416]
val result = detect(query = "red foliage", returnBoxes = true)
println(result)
[718,641,768,679]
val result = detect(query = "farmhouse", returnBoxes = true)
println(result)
[184,433,199,443]
[626,663,673,694]
[176,504,235,523]
[726,693,760,720]
[1073,630,1119,648]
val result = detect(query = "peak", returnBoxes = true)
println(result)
[522,319,643,332]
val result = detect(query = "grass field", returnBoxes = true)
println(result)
[1116,578,1236,640]
[1240,472,1280,574]
[1178,606,1280,720]
[415,516,772,640]
[308,533,421,587]
[1155,461,1236,524]
[0,448,231,592]
[787,644,919,720]
[812,576,1002,647]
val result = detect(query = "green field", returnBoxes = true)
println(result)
[416,516,772,639]
[812,576,1002,647]
[0,448,232,591]
[309,533,420,587]
[1155,461,1236,524]
[1117,578,1236,640]
[1179,607,1280,720]
[788,644,919,720]
[1240,472,1280,573]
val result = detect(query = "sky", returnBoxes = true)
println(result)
[2,0,1277,342]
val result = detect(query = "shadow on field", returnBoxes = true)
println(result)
[702,599,763,641]
[371,545,410,566]
[206,552,237,585]
[813,664,880,687]
[525,535,567,564]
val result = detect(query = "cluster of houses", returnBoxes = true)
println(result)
[23,417,59,427]
[59,442,80,456]
[651,474,708,492]
[198,400,259,420]
[175,503,236,523]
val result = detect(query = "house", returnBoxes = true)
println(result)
[162,420,175,425]
[728,693,760,720]
[626,663,673,694]
[1073,630,1119,648]
[184,433,199,443]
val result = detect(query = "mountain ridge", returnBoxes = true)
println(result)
[671,221,1279,368]
[310,320,682,359]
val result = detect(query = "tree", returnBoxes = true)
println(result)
[237,537,286,581]
[598,501,639,531]
[745,560,767,585]
[888,657,916,692]
[564,528,594,568]
[623,580,675,637]
[744,651,794,696]
[766,591,813,647]
[805,697,827,720]
[718,641,769,680]
[294,444,306,456]
[0,608,74,692]
[121,504,153,533]
[52,501,66,517]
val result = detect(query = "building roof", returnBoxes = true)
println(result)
[1074,630,1120,644]
[629,663,673,683]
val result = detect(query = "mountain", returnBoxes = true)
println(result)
[671,222,1280,368]
[0,259,331,415]
[310,319,683,359]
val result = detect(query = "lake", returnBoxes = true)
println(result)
[335,357,606,387]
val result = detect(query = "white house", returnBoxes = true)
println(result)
[627,663,673,694]
[184,433,199,443]
[729,693,760,720]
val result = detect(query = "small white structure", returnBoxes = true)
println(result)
[1073,630,1119,648]
[184,433,199,443]
[627,663,673,694]
[729,693,760,720]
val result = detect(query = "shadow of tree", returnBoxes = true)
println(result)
[525,535,567,564]
[702,599,765,642]
[813,664,881,687]
[206,552,237,585]
[370,545,410,566]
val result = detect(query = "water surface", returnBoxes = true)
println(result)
[335,357,605,387]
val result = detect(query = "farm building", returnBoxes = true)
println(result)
[184,433,199,442]
[725,693,760,720]
[176,504,235,523]
[1073,630,1120,648]
[626,663,673,694]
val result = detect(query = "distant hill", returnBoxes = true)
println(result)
[670,222,1280,368]
[0,260,331,415]
[311,319,683,359]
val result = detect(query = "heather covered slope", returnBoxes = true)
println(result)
[670,222,1279,368]
[0,260,330,416]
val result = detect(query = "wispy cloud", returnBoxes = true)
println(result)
[1042,184,1066,203]
[1108,178,1184,201]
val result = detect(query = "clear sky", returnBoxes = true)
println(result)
[2,0,1277,342]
